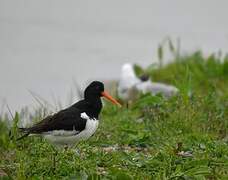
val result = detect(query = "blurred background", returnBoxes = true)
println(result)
[0,0,228,112]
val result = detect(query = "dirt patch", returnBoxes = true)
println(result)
[0,169,8,177]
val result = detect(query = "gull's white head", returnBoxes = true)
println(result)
[121,63,137,79]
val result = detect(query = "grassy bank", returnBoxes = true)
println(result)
[0,52,228,179]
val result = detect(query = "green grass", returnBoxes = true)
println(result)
[0,52,228,179]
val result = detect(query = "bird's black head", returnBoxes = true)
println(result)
[73,81,120,119]
[84,81,121,106]
[84,81,104,100]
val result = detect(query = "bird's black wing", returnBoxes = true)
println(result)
[19,107,87,135]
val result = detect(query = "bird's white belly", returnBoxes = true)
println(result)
[44,119,99,147]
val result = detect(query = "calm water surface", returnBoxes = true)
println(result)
[0,0,228,112]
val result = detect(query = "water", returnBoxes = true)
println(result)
[0,0,228,112]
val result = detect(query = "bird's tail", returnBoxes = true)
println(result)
[16,128,30,141]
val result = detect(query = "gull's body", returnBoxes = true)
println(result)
[118,63,179,102]
[136,80,179,98]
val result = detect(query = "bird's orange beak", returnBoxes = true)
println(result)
[101,91,122,107]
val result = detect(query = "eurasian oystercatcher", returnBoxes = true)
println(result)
[18,81,121,147]
[118,63,179,102]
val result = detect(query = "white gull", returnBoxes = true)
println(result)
[117,63,179,102]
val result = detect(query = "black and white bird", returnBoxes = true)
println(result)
[18,81,121,147]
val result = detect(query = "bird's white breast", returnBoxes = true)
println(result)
[43,112,99,147]
[118,63,141,101]
[78,117,99,140]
